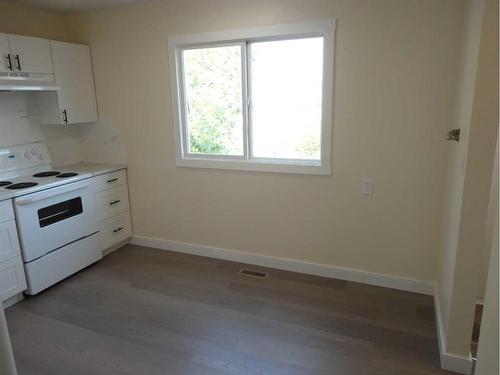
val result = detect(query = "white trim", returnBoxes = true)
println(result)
[168,20,335,176]
[175,157,330,175]
[103,238,130,257]
[168,19,336,50]
[130,234,434,295]
[433,285,474,374]
[240,42,250,160]
[2,293,24,309]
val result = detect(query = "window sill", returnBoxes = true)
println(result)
[176,157,331,175]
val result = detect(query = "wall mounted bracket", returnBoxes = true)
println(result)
[446,129,460,142]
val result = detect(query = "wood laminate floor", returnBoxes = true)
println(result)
[6,245,456,375]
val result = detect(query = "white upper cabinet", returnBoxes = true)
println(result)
[8,34,53,74]
[3,34,98,125]
[0,34,12,73]
[49,41,98,124]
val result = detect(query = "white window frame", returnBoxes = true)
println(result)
[168,20,335,175]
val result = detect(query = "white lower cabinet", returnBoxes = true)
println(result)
[94,169,132,252]
[96,184,130,220]
[0,257,26,301]
[100,212,132,250]
[0,219,21,264]
[0,200,27,302]
[94,169,127,192]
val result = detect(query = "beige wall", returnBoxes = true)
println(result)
[0,1,69,41]
[437,0,498,360]
[65,0,467,282]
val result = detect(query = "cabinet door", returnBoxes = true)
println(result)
[8,34,53,74]
[0,220,21,264]
[0,34,12,73]
[0,256,27,301]
[51,41,98,124]
[100,211,132,251]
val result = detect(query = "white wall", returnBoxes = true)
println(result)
[435,0,498,366]
[437,0,485,346]
[475,182,499,375]
[478,137,498,300]
[0,92,83,166]
[78,119,128,165]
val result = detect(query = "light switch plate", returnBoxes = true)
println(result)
[361,177,374,195]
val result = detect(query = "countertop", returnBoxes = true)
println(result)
[56,162,128,177]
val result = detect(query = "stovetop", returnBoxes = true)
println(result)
[5,182,39,190]
[0,170,92,197]
[0,143,94,199]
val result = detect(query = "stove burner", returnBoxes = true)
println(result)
[0,181,12,187]
[57,172,79,178]
[6,182,38,190]
[33,171,60,178]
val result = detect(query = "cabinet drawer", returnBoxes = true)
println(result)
[96,184,130,221]
[94,169,127,192]
[100,211,132,250]
[0,200,14,222]
[0,220,21,263]
[0,256,27,301]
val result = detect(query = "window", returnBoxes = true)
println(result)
[169,20,335,175]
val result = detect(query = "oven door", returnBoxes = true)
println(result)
[14,180,98,263]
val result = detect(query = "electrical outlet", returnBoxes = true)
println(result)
[361,177,374,195]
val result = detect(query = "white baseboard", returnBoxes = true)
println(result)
[2,293,24,309]
[130,235,434,295]
[103,238,131,257]
[433,286,474,374]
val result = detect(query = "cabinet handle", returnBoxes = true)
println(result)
[6,54,12,71]
[107,178,118,183]
[109,200,121,206]
[113,227,124,233]
[62,109,68,123]
[14,54,21,70]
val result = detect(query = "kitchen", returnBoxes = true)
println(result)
[0,0,498,374]
[0,34,132,301]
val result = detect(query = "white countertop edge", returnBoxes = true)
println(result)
[55,162,128,177]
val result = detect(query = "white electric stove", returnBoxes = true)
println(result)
[0,142,102,295]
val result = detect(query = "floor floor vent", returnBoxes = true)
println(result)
[239,269,269,279]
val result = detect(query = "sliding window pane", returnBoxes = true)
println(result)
[183,45,244,156]
[250,37,323,160]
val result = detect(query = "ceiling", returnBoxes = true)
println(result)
[12,0,148,13]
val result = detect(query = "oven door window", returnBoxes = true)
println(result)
[38,197,83,228]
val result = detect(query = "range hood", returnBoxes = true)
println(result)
[0,72,60,91]
[0,81,60,91]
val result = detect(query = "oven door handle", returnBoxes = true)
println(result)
[16,183,92,205]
